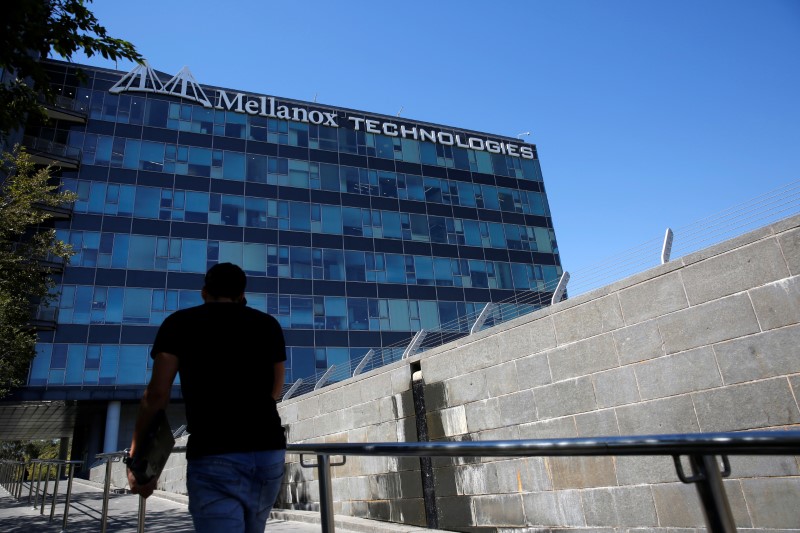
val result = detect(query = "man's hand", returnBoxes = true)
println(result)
[127,467,157,499]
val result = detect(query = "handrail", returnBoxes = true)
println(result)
[287,430,800,533]
[94,451,149,533]
[0,458,82,529]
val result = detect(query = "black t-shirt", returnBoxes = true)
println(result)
[150,302,287,458]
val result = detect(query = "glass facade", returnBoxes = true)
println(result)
[27,60,562,396]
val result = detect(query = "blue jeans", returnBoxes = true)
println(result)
[187,450,285,533]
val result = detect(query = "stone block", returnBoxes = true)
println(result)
[318,388,345,413]
[389,498,426,526]
[341,383,363,407]
[548,456,617,489]
[367,500,391,521]
[434,466,458,497]
[497,389,537,427]
[465,398,502,433]
[613,320,665,365]
[534,376,596,419]
[475,425,521,442]
[487,361,521,397]
[616,396,700,434]
[436,495,475,528]
[615,455,676,485]
[473,494,526,526]
[279,401,298,424]
[519,417,577,439]
[297,396,320,420]
[552,294,624,345]
[575,409,620,437]
[446,371,490,406]
[778,226,800,276]
[390,366,412,394]
[727,454,800,478]
[456,335,504,374]
[581,486,657,527]
[423,380,448,412]
[501,316,558,360]
[693,378,800,431]
[793,375,800,407]
[750,276,800,330]
[714,324,800,384]
[420,351,457,385]
[635,347,722,400]
[657,293,760,354]
[491,458,552,493]
[522,490,585,527]
[455,464,492,495]
[618,272,688,325]
[593,366,640,408]
[515,353,553,390]
[548,333,619,382]
[741,477,800,528]
[652,480,751,528]
[427,405,468,439]
[361,372,393,402]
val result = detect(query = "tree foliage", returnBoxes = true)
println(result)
[0,0,142,138]
[0,148,76,398]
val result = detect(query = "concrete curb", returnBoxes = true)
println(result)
[271,509,455,533]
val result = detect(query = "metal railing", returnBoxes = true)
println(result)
[287,430,800,533]
[22,135,82,162]
[0,458,82,530]
[94,451,148,533]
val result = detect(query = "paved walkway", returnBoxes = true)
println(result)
[1,479,434,533]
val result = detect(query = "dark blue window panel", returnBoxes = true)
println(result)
[348,331,382,347]
[403,241,431,256]
[315,330,349,347]
[95,268,126,286]
[208,224,243,242]
[518,179,541,192]
[126,270,166,288]
[310,189,340,205]
[310,149,339,164]
[373,239,403,254]
[138,171,174,188]
[338,153,367,168]
[63,266,96,284]
[108,168,137,184]
[399,200,426,215]
[279,278,312,294]
[312,234,343,249]
[407,285,437,300]
[472,173,495,185]
[142,126,178,143]
[210,179,244,195]
[212,136,246,152]
[313,280,346,296]
[525,214,549,228]
[477,209,503,222]
[427,203,453,217]
[36,331,55,343]
[367,157,395,172]
[246,140,277,156]
[54,325,89,343]
[395,161,422,175]
[121,325,159,344]
[102,216,132,233]
[92,78,114,90]
[132,219,170,236]
[342,236,373,252]
[495,175,519,189]
[502,212,525,225]
[346,282,377,298]
[280,231,311,247]
[86,120,115,135]
[382,331,413,346]
[115,123,142,139]
[434,244,459,259]
[278,187,309,202]
[178,131,212,148]
[490,289,517,302]
[447,168,471,182]
[484,248,509,262]
[421,164,447,178]
[436,287,465,301]
[166,272,204,290]
[88,325,121,344]
[340,193,370,208]
[531,252,558,266]
[171,222,207,239]
[509,250,533,264]
[244,227,277,244]
[246,182,277,199]
[370,197,398,211]
[80,165,109,181]
[175,175,210,192]
[464,287,491,302]
[71,214,103,231]
[278,145,308,160]
[451,206,478,221]
[284,329,314,346]
[377,284,407,299]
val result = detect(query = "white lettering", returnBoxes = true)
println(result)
[419,128,436,143]
[382,122,398,136]
[277,105,291,119]
[455,135,470,148]
[469,137,485,151]
[323,112,338,127]
[437,132,454,145]
[485,140,501,154]
[245,99,260,114]
[349,117,365,130]
[400,125,418,140]
[499,142,507,155]
[365,119,381,134]
[507,143,519,157]
[292,107,308,123]
[215,90,244,112]
[520,146,535,159]
[260,96,275,117]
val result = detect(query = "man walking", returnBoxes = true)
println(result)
[128,262,287,533]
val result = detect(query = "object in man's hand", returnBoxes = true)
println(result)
[124,409,175,484]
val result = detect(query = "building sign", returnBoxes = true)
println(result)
[109,63,534,159]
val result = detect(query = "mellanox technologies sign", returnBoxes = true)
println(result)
[109,63,534,160]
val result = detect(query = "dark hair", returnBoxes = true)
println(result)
[204,262,247,299]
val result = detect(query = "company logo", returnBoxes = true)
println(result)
[109,62,212,108]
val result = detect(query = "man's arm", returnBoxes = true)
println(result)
[272,361,285,401]
[128,351,179,497]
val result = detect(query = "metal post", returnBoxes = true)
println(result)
[15,462,23,499]
[137,496,147,533]
[101,458,113,533]
[317,455,335,533]
[691,455,736,533]
[34,461,43,509]
[41,462,52,515]
[50,463,63,521]
[62,462,77,532]
[28,461,36,504]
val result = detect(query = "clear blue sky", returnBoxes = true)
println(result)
[65,0,800,273]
